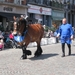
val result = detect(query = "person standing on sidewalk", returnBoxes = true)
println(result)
[57,18,74,57]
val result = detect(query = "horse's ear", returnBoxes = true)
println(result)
[25,15,28,20]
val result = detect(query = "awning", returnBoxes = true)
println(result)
[52,17,64,20]
[0,12,23,21]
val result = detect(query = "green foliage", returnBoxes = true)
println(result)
[44,26,49,32]
[50,27,56,32]
[44,25,56,32]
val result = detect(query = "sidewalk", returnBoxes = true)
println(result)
[28,37,57,47]
[0,41,75,75]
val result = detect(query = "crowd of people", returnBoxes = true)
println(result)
[0,16,18,50]
[44,24,75,43]
[0,30,13,50]
[0,15,28,50]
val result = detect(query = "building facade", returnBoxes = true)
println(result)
[51,0,64,28]
[26,0,65,29]
[64,0,75,27]
[1,0,74,31]
[27,0,52,27]
[0,0,28,31]
[27,4,52,27]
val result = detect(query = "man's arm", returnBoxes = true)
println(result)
[70,25,74,40]
[56,26,61,38]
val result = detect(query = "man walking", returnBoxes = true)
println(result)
[57,18,74,57]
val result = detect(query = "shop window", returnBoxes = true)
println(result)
[29,13,34,18]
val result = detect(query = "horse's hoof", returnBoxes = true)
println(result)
[34,53,42,57]
[26,50,32,55]
[34,51,42,57]
[34,53,38,57]
[21,55,27,59]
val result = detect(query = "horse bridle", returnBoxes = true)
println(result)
[16,19,27,35]
[16,19,32,42]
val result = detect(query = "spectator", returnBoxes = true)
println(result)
[0,31,4,50]
[54,27,59,43]
[9,31,14,40]
[50,30,54,37]
[3,31,9,43]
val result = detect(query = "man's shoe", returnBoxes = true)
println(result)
[68,53,71,56]
[68,50,71,56]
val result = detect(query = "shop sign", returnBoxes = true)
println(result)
[3,7,13,12]
[28,4,51,15]
[2,6,15,12]
[39,8,43,13]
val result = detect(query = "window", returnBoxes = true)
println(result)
[43,0,47,5]
[21,0,26,5]
[40,0,43,4]
[8,0,14,3]
[14,0,20,4]
[29,13,34,18]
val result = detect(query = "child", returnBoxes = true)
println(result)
[0,31,4,50]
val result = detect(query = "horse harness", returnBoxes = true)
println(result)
[23,26,32,43]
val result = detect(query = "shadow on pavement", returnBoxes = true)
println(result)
[29,53,59,60]
[71,54,75,56]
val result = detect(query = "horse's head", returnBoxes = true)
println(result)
[16,18,27,35]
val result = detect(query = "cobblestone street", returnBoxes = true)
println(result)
[0,41,75,75]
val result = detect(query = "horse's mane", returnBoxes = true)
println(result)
[20,18,27,25]
[18,18,43,35]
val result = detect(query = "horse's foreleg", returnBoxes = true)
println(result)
[21,45,32,59]
[21,45,27,59]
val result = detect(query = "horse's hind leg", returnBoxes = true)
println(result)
[34,43,43,57]
[34,28,44,57]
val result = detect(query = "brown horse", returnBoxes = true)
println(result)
[14,18,44,59]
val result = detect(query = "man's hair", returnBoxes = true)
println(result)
[62,18,67,21]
